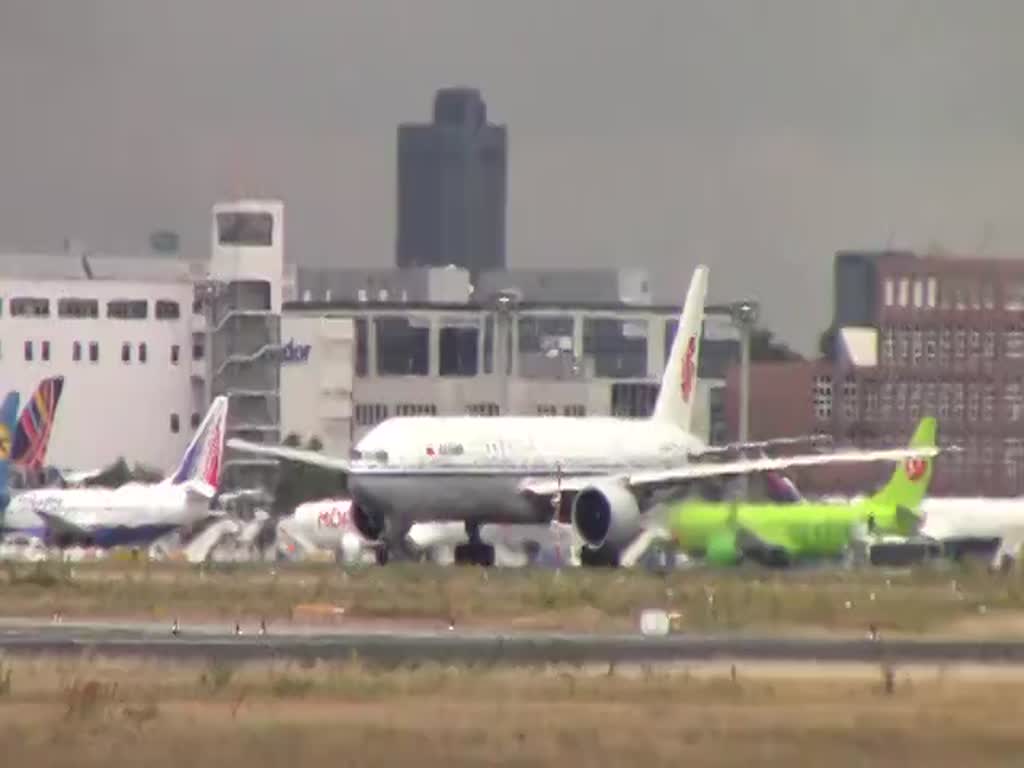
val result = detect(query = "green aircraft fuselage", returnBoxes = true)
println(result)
[666,498,912,565]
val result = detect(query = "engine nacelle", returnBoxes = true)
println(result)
[705,529,741,566]
[351,503,385,543]
[571,481,641,550]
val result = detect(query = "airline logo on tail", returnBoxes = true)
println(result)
[681,336,696,403]
[905,457,927,482]
[12,376,64,470]
[166,396,228,491]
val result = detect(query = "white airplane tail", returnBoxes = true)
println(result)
[651,265,708,431]
[162,396,229,497]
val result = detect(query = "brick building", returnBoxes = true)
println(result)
[725,250,1024,497]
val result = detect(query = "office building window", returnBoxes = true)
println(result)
[375,316,429,376]
[394,403,437,416]
[138,342,148,363]
[466,402,499,416]
[355,404,389,426]
[58,298,99,318]
[122,342,131,363]
[23,341,32,361]
[192,341,205,360]
[439,323,480,377]
[155,300,181,320]
[170,413,180,433]
[563,404,586,417]
[190,412,201,429]
[41,341,50,362]
[89,342,99,362]
[537,404,557,416]
[171,344,180,364]
[355,318,368,377]
[107,299,147,319]
[11,297,49,317]
[72,341,82,362]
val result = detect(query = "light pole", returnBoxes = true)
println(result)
[494,291,518,415]
[730,300,760,499]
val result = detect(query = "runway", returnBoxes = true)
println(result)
[3,617,1024,665]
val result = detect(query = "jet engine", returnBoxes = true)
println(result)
[571,481,641,550]
[705,529,741,566]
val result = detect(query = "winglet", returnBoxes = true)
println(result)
[651,265,708,430]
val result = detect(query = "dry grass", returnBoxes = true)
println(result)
[3,559,1024,636]
[0,655,1021,766]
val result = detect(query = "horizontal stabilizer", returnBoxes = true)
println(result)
[227,438,350,473]
[185,479,218,501]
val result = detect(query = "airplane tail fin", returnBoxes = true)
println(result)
[0,391,22,507]
[12,375,65,471]
[163,396,229,495]
[651,265,708,431]
[868,416,937,513]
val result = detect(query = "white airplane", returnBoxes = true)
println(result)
[752,469,1024,567]
[275,498,386,564]
[229,265,940,567]
[1,396,229,549]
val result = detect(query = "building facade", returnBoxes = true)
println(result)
[396,87,507,277]
[279,300,732,458]
[725,250,1024,497]
[0,267,201,472]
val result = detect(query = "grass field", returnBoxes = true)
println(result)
[0,655,1021,767]
[3,559,1024,636]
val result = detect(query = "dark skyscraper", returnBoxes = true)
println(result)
[396,88,507,277]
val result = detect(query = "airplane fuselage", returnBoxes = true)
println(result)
[1,483,210,547]
[346,416,705,533]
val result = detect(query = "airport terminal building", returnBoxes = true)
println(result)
[0,199,730,499]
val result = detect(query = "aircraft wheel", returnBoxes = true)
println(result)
[454,542,495,567]
[579,545,620,568]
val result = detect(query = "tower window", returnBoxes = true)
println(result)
[89,342,99,362]
[170,413,180,433]
[72,341,82,362]
[171,344,180,364]
[138,342,148,363]
[121,342,131,363]
[23,341,32,361]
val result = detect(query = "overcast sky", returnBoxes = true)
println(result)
[2,0,1023,351]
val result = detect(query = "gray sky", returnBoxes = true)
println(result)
[2,0,1023,351]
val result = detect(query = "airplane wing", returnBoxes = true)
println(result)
[519,445,941,497]
[226,439,350,473]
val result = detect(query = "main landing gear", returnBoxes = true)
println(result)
[579,544,621,568]
[454,522,495,567]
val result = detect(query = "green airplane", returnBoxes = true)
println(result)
[655,416,937,567]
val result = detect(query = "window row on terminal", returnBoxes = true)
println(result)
[348,313,694,380]
[20,340,203,364]
[1,297,186,320]
[883,274,1024,312]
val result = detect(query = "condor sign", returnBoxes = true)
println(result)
[281,339,311,364]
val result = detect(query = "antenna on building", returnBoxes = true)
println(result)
[81,254,94,280]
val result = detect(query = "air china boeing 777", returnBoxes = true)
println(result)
[229,265,941,567]
[1,396,228,549]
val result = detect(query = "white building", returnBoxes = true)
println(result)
[0,257,203,472]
